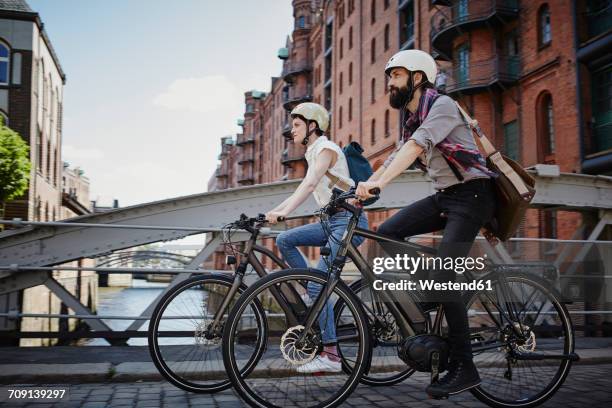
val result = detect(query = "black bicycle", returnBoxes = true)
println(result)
[148,211,414,394]
[148,214,288,393]
[222,188,578,408]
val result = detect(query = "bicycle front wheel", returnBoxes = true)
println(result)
[148,274,267,393]
[465,272,575,408]
[222,268,371,408]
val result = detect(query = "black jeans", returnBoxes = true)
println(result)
[377,177,496,362]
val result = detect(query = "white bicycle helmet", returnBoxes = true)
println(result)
[385,49,437,83]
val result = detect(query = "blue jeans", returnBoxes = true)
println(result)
[276,211,368,344]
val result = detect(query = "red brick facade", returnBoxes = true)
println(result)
[207,0,612,269]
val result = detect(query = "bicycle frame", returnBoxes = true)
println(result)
[207,222,303,335]
[295,203,448,344]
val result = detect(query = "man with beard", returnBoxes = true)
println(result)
[355,50,498,398]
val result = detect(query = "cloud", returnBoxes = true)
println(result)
[62,144,105,162]
[152,76,243,113]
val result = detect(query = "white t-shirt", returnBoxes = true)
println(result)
[304,135,354,207]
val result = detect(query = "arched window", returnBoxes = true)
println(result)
[297,15,306,29]
[339,72,343,94]
[384,110,390,137]
[349,62,353,84]
[371,0,376,24]
[538,4,551,47]
[348,98,353,121]
[349,134,353,143]
[384,74,389,94]
[384,24,390,51]
[537,92,556,160]
[371,78,376,103]
[0,42,9,85]
[371,37,376,63]
[339,106,343,129]
[349,26,353,49]
[340,38,344,59]
[371,119,376,144]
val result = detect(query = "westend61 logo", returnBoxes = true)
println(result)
[370,254,493,292]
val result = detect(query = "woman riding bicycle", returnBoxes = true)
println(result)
[265,102,369,373]
[356,49,498,399]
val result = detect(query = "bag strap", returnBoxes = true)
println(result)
[454,102,497,157]
[455,101,533,198]
[325,170,352,191]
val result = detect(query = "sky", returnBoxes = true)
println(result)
[28,0,294,207]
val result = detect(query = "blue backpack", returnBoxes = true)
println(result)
[343,141,379,206]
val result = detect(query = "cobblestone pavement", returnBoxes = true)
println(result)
[3,363,612,408]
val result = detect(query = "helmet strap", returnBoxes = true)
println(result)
[301,120,316,146]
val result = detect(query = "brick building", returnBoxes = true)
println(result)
[0,0,66,224]
[207,0,611,268]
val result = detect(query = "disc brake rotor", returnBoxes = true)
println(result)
[280,325,318,365]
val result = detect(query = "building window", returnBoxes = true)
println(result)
[538,4,551,47]
[384,110,390,137]
[338,3,345,26]
[349,26,353,49]
[456,43,470,86]
[371,119,376,144]
[349,62,353,84]
[544,95,555,154]
[384,24,390,51]
[537,92,556,159]
[325,53,332,80]
[349,134,353,143]
[324,84,332,110]
[399,1,415,48]
[339,106,343,129]
[46,140,51,181]
[340,72,343,94]
[371,37,376,64]
[540,210,557,239]
[325,21,333,50]
[36,130,42,172]
[589,65,612,155]
[349,98,353,121]
[348,0,355,15]
[503,120,519,161]
[0,42,9,85]
[371,78,376,103]
[12,52,21,85]
[384,0,390,9]
[297,15,306,29]
[384,74,389,94]
[340,38,344,59]
[371,0,376,24]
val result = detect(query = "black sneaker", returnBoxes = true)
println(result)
[426,359,481,399]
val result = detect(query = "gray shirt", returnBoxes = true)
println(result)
[383,94,491,190]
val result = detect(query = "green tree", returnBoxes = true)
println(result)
[0,117,31,228]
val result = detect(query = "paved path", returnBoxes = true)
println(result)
[2,363,611,407]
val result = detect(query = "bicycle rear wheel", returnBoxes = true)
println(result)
[222,269,371,408]
[464,272,574,408]
[335,278,415,386]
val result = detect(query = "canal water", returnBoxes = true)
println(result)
[86,278,166,346]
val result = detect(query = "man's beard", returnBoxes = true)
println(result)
[389,85,411,109]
